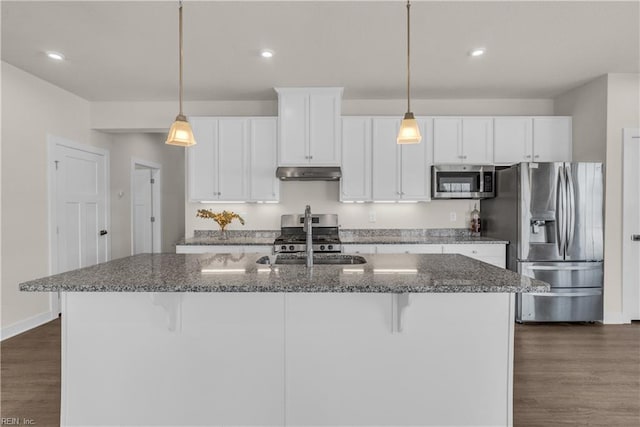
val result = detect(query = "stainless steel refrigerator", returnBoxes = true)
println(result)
[481,162,604,322]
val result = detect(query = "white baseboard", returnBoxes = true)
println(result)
[604,311,631,325]
[1,311,58,341]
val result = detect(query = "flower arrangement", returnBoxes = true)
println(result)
[196,209,245,232]
[196,209,244,235]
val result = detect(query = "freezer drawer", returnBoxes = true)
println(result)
[518,261,603,288]
[516,288,602,322]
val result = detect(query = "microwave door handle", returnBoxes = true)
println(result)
[566,165,576,250]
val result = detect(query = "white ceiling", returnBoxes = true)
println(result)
[2,1,638,101]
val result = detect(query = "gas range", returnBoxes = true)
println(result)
[274,214,342,254]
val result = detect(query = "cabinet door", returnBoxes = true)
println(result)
[372,118,401,201]
[217,119,247,200]
[341,117,372,201]
[309,93,340,165]
[187,117,218,201]
[442,244,506,268]
[533,117,572,162]
[433,118,462,164]
[249,118,279,201]
[462,118,494,164]
[278,92,308,165]
[400,118,431,200]
[493,117,533,164]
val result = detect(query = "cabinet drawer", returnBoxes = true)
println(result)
[376,244,442,254]
[442,244,505,259]
[342,244,377,254]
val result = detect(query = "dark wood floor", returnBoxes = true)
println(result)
[2,319,639,426]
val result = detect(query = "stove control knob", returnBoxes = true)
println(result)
[289,245,295,251]
[328,245,333,250]
[281,245,287,251]
[320,245,326,251]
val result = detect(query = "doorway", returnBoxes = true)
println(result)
[622,128,640,321]
[48,136,110,314]
[131,159,161,255]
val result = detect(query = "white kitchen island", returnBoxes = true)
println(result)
[21,253,548,427]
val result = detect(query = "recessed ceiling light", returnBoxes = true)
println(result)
[469,48,485,57]
[46,51,65,61]
[260,49,274,58]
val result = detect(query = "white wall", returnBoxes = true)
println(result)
[554,76,608,161]
[109,133,185,259]
[603,73,640,321]
[0,62,110,331]
[187,182,478,234]
[91,98,554,132]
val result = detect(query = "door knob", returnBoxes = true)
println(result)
[99,230,108,236]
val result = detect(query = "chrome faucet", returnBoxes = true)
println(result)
[303,205,313,267]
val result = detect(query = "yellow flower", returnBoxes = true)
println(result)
[196,209,245,230]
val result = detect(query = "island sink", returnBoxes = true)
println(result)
[256,254,367,265]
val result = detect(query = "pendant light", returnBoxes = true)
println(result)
[397,0,422,144]
[166,0,196,147]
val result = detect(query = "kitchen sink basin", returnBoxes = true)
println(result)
[256,254,367,265]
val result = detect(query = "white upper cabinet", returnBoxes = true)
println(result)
[249,118,279,202]
[187,117,278,202]
[533,117,572,162]
[433,118,493,164]
[341,117,372,201]
[400,118,431,200]
[276,87,343,166]
[494,117,533,164]
[494,117,572,164]
[371,117,431,201]
[372,118,401,200]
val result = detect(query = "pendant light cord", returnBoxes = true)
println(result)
[406,0,411,114]
[179,0,184,116]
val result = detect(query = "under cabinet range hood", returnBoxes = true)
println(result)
[276,166,342,181]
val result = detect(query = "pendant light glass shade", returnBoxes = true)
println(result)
[167,114,196,146]
[166,2,196,147]
[397,112,421,144]
[397,0,422,145]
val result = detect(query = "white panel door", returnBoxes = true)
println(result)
[433,118,462,163]
[278,92,308,165]
[372,118,400,200]
[623,128,640,321]
[55,144,108,273]
[462,118,494,164]
[494,117,533,164]
[533,117,572,162]
[217,118,247,200]
[309,92,340,165]
[133,169,153,254]
[341,117,372,201]
[188,117,217,201]
[400,119,430,200]
[249,118,279,201]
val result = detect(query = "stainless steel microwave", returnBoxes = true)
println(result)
[432,165,495,199]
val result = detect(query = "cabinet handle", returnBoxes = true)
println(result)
[463,155,467,159]
[458,155,463,159]
[309,155,313,159]
[525,155,532,159]
[471,250,478,254]
[534,155,540,159]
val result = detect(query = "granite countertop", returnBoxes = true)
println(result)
[177,229,508,246]
[20,253,547,294]
[340,236,507,245]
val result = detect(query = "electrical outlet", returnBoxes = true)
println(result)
[449,212,457,222]
[369,210,377,222]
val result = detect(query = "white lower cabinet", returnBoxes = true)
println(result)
[342,244,377,254]
[175,245,272,254]
[375,244,442,254]
[442,243,506,268]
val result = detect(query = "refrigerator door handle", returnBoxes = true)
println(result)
[526,290,602,298]
[526,265,601,271]
[566,165,576,251]
[557,165,566,256]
